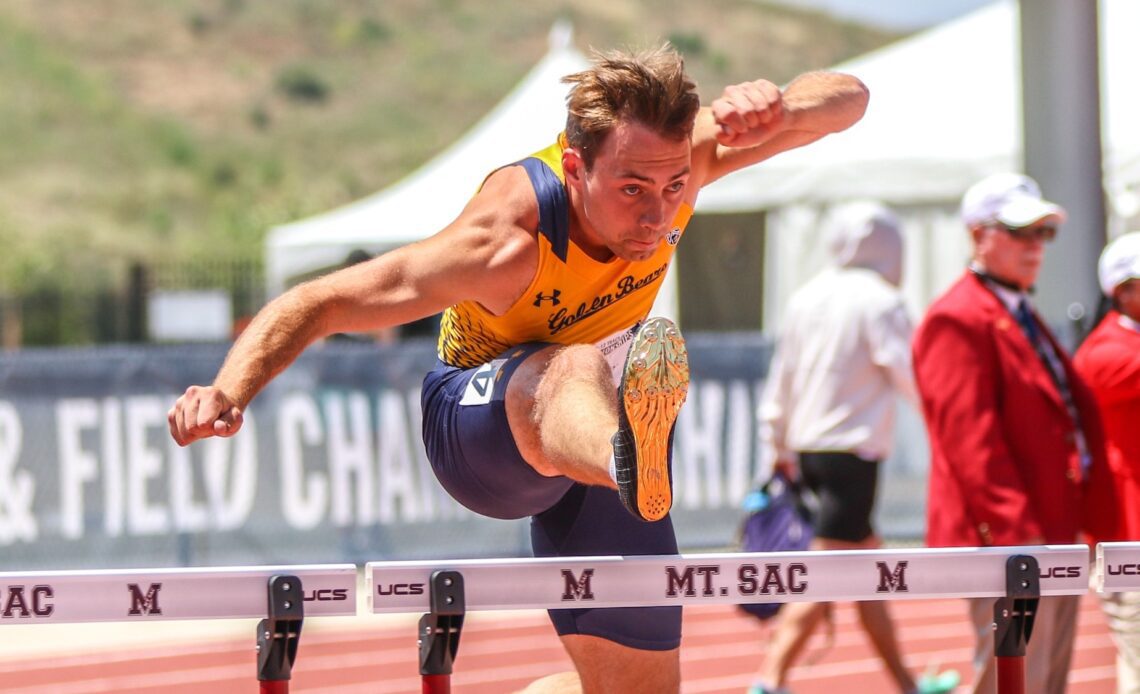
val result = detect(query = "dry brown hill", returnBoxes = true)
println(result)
[0,0,900,343]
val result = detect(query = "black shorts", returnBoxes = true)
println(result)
[798,451,880,543]
[420,343,681,650]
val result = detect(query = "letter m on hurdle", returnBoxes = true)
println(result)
[876,561,909,593]
[127,582,164,616]
[561,569,595,601]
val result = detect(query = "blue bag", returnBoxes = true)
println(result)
[737,469,814,621]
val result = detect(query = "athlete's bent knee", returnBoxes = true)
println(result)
[545,344,612,385]
[561,635,679,694]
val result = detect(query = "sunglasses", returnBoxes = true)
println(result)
[993,222,1058,242]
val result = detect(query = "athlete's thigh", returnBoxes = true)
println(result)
[503,341,615,472]
[501,342,561,467]
[532,485,682,649]
[560,634,680,694]
[420,344,572,519]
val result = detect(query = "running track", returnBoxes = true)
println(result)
[0,595,1116,692]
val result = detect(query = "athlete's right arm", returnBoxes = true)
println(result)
[168,165,540,446]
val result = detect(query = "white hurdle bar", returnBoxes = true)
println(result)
[1097,542,1140,592]
[0,564,358,624]
[0,549,1102,694]
[0,547,1098,624]
[366,545,1090,614]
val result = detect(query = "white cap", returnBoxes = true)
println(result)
[960,172,1068,228]
[825,200,903,286]
[1098,231,1140,296]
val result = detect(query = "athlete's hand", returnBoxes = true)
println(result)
[711,79,785,148]
[168,385,244,446]
[774,458,799,482]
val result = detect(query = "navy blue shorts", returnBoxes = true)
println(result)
[421,343,574,519]
[420,343,682,650]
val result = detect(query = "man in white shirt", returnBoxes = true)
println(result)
[748,201,934,694]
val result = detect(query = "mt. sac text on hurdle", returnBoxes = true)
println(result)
[876,561,909,593]
[1,585,54,618]
[561,569,595,601]
[127,582,163,616]
[664,563,810,599]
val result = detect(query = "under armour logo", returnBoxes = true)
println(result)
[666,228,682,246]
[534,289,561,307]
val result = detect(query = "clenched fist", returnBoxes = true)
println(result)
[710,79,784,148]
[168,385,244,446]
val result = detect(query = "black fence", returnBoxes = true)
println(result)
[0,258,264,348]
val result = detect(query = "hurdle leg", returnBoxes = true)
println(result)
[993,555,1040,694]
[257,574,304,694]
[419,570,466,694]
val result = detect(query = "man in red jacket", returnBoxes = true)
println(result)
[912,172,1116,694]
[1074,231,1140,692]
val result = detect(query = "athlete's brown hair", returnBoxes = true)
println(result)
[562,45,700,168]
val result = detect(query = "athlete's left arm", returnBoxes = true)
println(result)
[691,71,869,188]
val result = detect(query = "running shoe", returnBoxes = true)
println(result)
[914,669,960,694]
[611,317,689,522]
[747,684,791,694]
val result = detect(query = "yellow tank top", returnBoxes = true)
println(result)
[437,135,692,368]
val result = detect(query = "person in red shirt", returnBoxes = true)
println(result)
[1074,230,1140,692]
[912,173,1116,694]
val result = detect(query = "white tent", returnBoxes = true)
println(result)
[264,23,682,320]
[267,2,1140,332]
[694,0,1140,330]
[265,22,585,295]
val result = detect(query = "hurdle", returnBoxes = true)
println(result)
[367,544,1089,694]
[1096,541,1140,592]
[0,546,1100,693]
[0,564,357,693]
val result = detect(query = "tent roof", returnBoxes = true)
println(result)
[265,22,588,294]
[698,1,1018,211]
[697,0,1140,212]
[267,2,1140,292]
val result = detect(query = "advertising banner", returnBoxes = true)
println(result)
[0,335,928,570]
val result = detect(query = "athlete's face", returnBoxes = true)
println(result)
[565,120,691,261]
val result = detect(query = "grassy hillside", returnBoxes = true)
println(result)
[0,0,899,299]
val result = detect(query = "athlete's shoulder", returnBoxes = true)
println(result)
[468,164,541,229]
[427,166,538,313]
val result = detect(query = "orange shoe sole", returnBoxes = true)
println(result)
[616,317,689,521]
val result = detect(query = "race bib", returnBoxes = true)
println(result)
[594,324,639,387]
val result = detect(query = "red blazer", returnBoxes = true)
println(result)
[912,272,1116,548]
[1074,313,1140,539]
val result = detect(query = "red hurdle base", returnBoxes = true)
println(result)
[996,655,1025,694]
